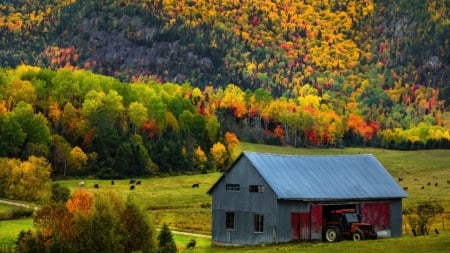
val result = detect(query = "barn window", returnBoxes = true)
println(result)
[249,185,264,192]
[254,214,264,233]
[225,212,235,230]
[226,184,240,191]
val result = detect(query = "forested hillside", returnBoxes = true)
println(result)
[0,0,449,179]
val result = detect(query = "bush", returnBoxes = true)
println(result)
[51,183,71,203]
[12,207,34,218]
[186,239,196,249]
[404,201,444,235]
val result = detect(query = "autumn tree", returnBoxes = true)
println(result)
[6,156,52,202]
[18,190,156,253]
[67,146,88,173]
[210,142,228,171]
[193,146,207,172]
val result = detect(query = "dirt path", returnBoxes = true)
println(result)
[170,230,211,239]
[0,199,40,210]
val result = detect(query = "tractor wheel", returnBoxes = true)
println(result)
[352,229,365,241]
[324,226,341,242]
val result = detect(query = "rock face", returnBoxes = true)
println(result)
[70,15,213,84]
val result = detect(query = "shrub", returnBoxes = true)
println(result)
[51,183,71,203]
[12,207,34,218]
[404,201,444,235]
[186,239,196,249]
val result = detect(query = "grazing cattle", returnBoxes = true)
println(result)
[130,185,135,190]
[94,184,99,189]
[136,180,141,185]
[421,186,425,189]
[129,178,136,184]
[192,183,199,188]
[79,181,85,187]
[403,187,408,190]
[111,180,115,185]
[427,182,431,186]
[398,177,403,182]
[447,179,450,185]
[435,183,438,186]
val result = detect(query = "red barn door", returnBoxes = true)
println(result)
[291,212,310,240]
[360,202,390,231]
[310,205,323,240]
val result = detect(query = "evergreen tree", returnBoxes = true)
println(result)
[158,224,177,253]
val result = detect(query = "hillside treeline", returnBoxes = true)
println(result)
[1,66,450,179]
[0,66,241,178]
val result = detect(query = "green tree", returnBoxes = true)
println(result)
[128,101,148,134]
[158,223,177,253]
[123,197,156,253]
[51,183,71,204]
[11,101,51,158]
[0,114,26,157]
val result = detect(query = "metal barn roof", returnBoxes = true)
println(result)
[211,152,407,200]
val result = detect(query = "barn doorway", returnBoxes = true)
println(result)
[291,212,310,240]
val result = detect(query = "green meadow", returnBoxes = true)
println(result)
[1,144,450,252]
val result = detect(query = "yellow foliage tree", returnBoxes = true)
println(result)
[193,146,207,171]
[210,142,228,171]
[7,156,51,202]
[68,146,88,171]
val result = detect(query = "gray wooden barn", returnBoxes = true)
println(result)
[207,152,407,246]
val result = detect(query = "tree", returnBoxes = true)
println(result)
[404,201,444,236]
[10,101,51,158]
[19,190,156,253]
[210,142,228,171]
[205,116,220,144]
[66,189,93,216]
[123,198,155,253]
[158,223,177,253]
[7,156,51,202]
[193,146,207,172]
[51,135,71,176]
[67,146,88,172]
[51,183,71,204]
[224,132,240,159]
[0,114,26,157]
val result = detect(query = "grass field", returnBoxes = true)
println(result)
[0,218,32,251]
[1,143,450,252]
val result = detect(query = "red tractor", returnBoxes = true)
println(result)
[323,209,377,242]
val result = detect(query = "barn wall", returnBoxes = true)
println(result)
[276,201,311,242]
[211,156,279,245]
[390,199,403,237]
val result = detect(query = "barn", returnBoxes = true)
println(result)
[207,152,407,246]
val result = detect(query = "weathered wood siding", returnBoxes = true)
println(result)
[211,156,279,245]
[389,199,403,237]
[276,201,310,242]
